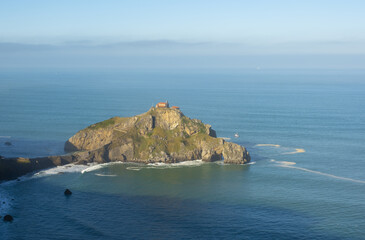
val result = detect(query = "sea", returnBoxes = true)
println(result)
[0,68,364,240]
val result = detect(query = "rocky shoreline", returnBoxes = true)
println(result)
[0,106,250,181]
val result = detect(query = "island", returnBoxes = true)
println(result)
[0,103,250,181]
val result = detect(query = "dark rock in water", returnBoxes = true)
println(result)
[2,201,5,204]
[4,141,12,146]
[3,215,13,222]
[64,189,72,196]
[0,155,4,160]
[16,178,20,181]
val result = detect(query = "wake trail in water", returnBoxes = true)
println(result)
[276,162,365,184]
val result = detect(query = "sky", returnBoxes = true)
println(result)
[1,0,365,69]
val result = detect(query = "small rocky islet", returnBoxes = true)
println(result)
[0,103,250,181]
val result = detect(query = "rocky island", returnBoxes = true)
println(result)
[0,103,250,181]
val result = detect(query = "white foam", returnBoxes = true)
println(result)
[81,163,105,174]
[126,167,142,171]
[247,161,256,165]
[0,164,90,186]
[95,173,117,177]
[282,148,306,155]
[34,163,89,177]
[256,144,305,155]
[147,160,204,168]
[81,161,132,174]
[124,160,205,171]
[276,161,296,165]
[278,164,365,184]
[255,144,281,148]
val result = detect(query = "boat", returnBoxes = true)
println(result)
[234,133,239,138]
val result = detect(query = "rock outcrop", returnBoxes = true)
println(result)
[3,215,13,222]
[64,189,72,196]
[223,142,250,164]
[0,106,250,181]
[64,107,250,164]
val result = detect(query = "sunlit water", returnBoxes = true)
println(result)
[0,69,365,239]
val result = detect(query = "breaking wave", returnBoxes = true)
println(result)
[81,162,125,174]
[35,164,89,177]
[147,160,203,167]
[124,160,205,171]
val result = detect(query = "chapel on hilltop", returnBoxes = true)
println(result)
[155,101,180,110]
[156,101,169,108]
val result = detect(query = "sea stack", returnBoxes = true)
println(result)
[64,105,250,165]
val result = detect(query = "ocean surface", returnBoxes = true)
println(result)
[0,69,365,239]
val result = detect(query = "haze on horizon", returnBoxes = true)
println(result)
[1,0,365,69]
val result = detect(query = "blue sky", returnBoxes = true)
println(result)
[1,0,365,68]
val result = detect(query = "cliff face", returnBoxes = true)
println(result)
[64,107,250,164]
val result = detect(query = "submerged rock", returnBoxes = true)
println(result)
[4,141,12,146]
[3,215,13,222]
[64,189,72,196]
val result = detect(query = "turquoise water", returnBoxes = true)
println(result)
[0,69,365,239]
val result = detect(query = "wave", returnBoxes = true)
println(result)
[1,163,90,186]
[81,162,125,174]
[255,144,281,148]
[125,160,205,171]
[35,164,89,177]
[145,160,204,169]
[95,173,117,177]
[274,161,365,184]
[282,148,306,155]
